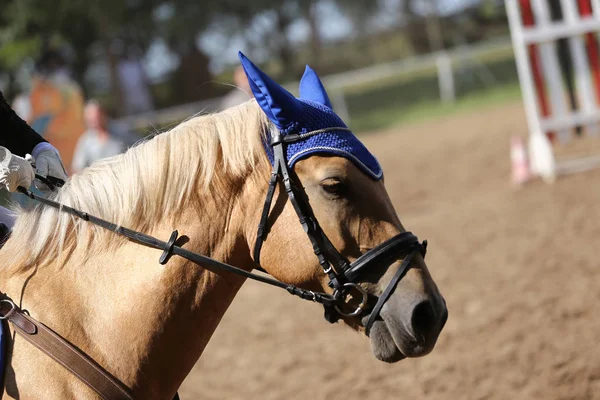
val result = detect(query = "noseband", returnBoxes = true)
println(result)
[253,130,427,335]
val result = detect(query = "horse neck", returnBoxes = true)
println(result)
[3,167,269,397]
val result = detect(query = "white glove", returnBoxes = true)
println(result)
[0,147,35,192]
[31,142,68,192]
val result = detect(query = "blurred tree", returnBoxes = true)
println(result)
[213,0,300,76]
[157,1,223,102]
[0,0,51,97]
[0,0,506,112]
[331,0,390,65]
[397,0,508,54]
[0,0,164,109]
[72,0,162,113]
[298,0,321,62]
[209,0,380,76]
[333,0,380,37]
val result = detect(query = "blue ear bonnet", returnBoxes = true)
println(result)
[270,99,382,180]
[238,52,383,180]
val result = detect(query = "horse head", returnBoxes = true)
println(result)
[240,53,447,362]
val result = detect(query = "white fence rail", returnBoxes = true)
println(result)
[117,37,514,132]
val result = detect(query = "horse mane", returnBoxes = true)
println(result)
[3,100,269,268]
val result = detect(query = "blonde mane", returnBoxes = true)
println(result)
[4,100,269,268]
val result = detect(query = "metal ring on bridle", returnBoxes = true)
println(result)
[0,299,17,320]
[334,282,369,318]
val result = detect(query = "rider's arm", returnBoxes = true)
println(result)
[0,90,47,157]
[0,90,68,192]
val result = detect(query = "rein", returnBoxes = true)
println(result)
[17,181,339,310]
[0,299,133,400]
[2,128,427,398]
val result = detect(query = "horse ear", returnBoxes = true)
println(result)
[238,51,303,130]
[299,65,332,109]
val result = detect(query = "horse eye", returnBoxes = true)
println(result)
[320,178,346,195]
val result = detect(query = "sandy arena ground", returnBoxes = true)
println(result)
[179,101,600,400]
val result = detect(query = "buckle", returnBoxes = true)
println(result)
[334,283,369,318]
[0,299,17,320]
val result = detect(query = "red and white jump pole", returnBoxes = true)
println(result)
[507,0,600,182]
[519,0,556,141]
[579,0,600,105]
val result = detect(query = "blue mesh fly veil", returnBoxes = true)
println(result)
[238,52,383,180]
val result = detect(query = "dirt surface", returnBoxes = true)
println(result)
[179,101,600,400]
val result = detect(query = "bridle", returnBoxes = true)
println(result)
[0,127,428,399]
[18,127,427,335]
[253,129,427,333]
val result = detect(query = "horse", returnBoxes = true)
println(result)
[0,53,447,399]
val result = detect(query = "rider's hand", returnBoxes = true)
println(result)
[0,147,35,192]
[31,143,68,192]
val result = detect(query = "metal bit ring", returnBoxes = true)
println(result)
[334,283,369,318]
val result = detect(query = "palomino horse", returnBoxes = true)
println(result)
[0,54,446,399]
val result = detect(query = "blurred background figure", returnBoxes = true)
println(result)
[12,92,32,122]
[71,100,125,174]
[28,48,86,174]
[117,45,155,115]
[219,66,253,110]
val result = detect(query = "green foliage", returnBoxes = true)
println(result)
[0,0,508,111]
[0,37,41,69]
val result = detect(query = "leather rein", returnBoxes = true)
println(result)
[0,128,427,399]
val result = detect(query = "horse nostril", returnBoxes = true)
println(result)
[410,300,438,339]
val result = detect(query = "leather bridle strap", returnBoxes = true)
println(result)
[253,161,280,267]
[16,187,339,308]
[0,299,133,400]
[0,319,7,393]
[11,184,343,399]
[252,133,429,328]
[364,248,419,337]
[344,233,424,282]
[265,137,349,290]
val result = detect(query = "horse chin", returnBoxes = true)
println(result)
[367,319,407,363]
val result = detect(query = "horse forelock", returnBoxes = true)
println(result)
[3,100,270,269]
